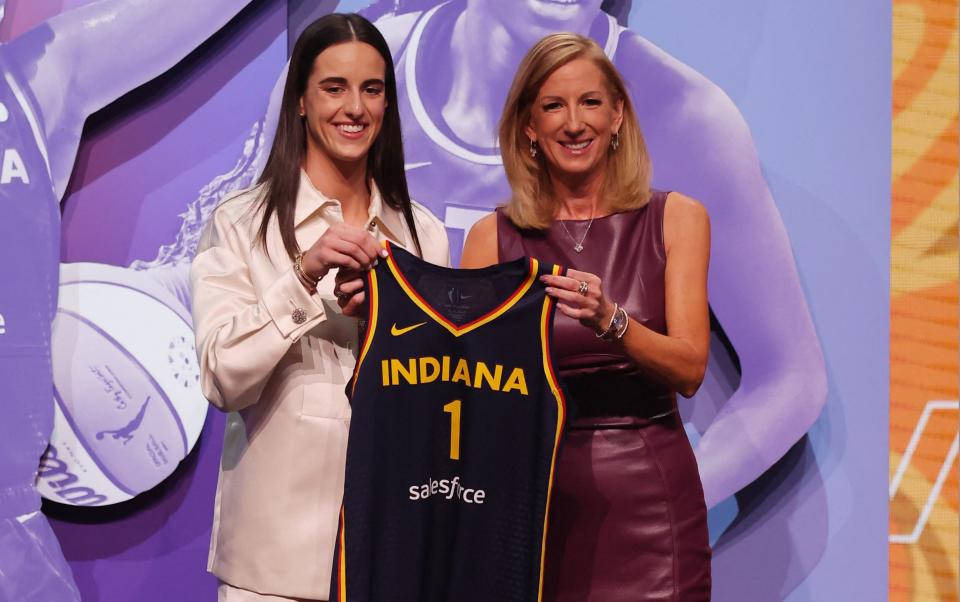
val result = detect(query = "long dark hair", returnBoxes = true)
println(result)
[256,13,422,259]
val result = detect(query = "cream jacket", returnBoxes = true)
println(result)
[191,171,449,599]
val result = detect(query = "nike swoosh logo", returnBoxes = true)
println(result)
[391,322,427,336]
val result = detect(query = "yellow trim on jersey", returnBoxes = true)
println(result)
[351,268,380,397]
[338,507,347,601]
[537,263,567,601]
[385,242,538,337]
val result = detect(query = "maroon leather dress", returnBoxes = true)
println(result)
[497,191,711,601]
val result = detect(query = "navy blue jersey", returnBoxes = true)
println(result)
[332,242,568,602]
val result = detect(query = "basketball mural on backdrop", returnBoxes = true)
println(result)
[0,0,902,599]
[38,262,207,506]
[0,0,260,514]
[36,107,272,508]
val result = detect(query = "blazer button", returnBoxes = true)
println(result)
[291,307,307,324]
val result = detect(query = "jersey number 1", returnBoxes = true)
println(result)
[443,400,461,460]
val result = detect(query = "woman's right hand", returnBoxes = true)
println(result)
[300,223,386,281]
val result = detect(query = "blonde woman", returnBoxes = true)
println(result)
[463,34,711,600]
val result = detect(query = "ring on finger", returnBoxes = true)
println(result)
[335,288,350,301]
[577,280,589,296]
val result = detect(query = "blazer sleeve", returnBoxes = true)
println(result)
[190,206,328,412]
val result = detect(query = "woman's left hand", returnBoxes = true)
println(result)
[540,269,616,334]
[334,269,367,318]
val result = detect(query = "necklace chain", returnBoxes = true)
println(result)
[558,213,595,253]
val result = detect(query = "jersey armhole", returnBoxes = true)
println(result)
[351,268,381,398]
[536,261,568,600]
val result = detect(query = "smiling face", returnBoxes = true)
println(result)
[525,57,623,182]
[299,41,387,167]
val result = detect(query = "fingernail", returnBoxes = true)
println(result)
[373,259,379,267]
[379,249,389,258]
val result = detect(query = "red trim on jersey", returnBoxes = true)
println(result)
[537,263,568,601]
[351,268,380,398]
[384,240,538,337]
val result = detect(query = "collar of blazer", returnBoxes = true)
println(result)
[294,169,406,244]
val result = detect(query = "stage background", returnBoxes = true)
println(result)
[0,0,952,600]
[889,0,959,600]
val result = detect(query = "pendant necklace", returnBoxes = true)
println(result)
[558,209,595,253]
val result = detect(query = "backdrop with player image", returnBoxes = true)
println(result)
[23,0,899,600]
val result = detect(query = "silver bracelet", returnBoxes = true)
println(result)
[595,303,621,341]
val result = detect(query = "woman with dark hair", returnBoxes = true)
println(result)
[190,13,448,601]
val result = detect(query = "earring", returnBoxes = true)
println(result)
[529,139,539,158]
[610,132,620,151]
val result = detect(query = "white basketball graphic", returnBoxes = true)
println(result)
[38,262,207,506]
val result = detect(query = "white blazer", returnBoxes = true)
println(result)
[191,171,450,599]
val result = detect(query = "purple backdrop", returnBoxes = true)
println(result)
[0,0,889,600]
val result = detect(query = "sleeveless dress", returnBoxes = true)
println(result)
[497,191,712,601]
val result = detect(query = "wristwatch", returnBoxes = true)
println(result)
[604,305,628,342]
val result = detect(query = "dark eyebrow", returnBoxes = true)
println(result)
[318,77,385,87]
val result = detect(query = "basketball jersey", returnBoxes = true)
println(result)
[331,242,568,602]
[0,48,61,517]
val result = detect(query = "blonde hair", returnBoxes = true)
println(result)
[498,33,651,230]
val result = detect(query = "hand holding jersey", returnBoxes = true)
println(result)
[300,223,386,282]
[300,222,386,318]
[334,267,368,317]
[540,269,614,334]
